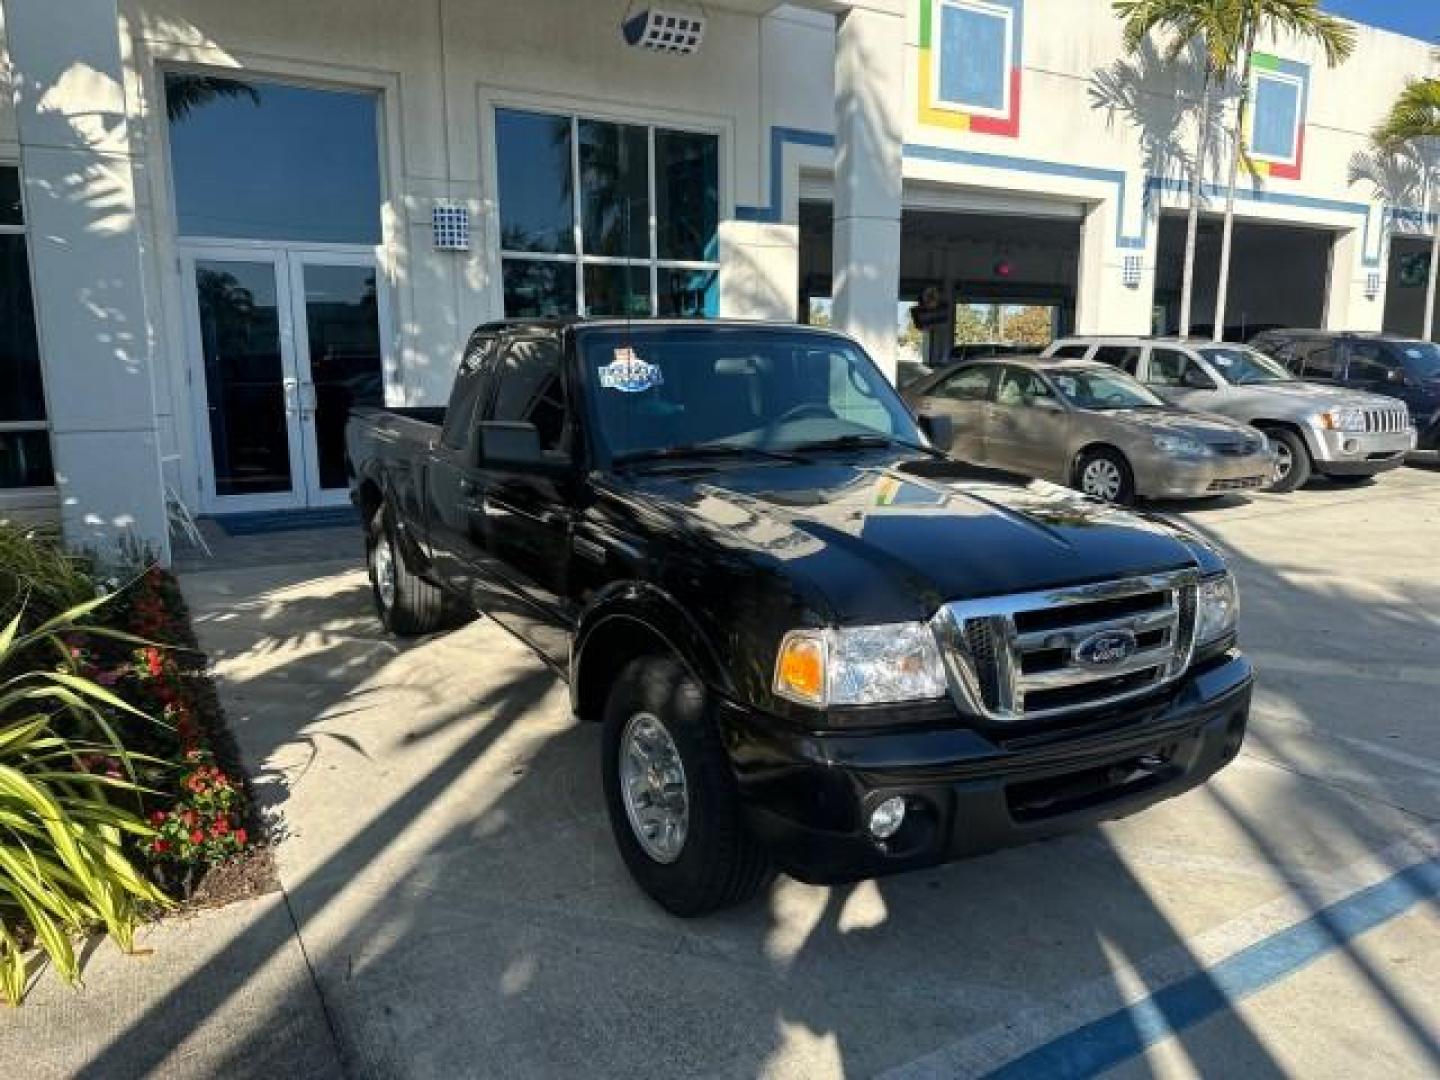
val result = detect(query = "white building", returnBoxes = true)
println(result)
[0,0,1434,559]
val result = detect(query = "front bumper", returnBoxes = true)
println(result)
[1408,413,1440,459]
[1311,427,1415,476]
[721,652,1252,885]
[1132,451,1275,499]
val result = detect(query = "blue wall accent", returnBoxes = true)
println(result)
[735,125,1429,270]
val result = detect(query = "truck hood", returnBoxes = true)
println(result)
[1231,381,1400,411]
[623,457,1209,623]
[1101,408,1259,445]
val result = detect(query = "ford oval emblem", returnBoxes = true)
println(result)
[1075,629,1137,668]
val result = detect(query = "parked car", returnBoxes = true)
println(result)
[896,358,934,389]
[903,358,1273,503]
[347,319,1252,915]
[950,341,1033,363]
[1249,330,1440,462]
[1044,336,1416,492]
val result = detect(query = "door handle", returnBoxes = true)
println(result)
[282,377,299,417]
[299,382,318,420]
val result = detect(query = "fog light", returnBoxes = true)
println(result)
[868,796,907,840]
[1343,439,1358,454]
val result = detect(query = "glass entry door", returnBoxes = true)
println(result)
[185,247,389,512]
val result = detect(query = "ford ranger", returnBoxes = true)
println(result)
[346,320,1252,915]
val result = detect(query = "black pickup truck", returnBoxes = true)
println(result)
[346,320,1252,915]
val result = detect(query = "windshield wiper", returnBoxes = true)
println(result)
[789,433,945,457]
[611,442,807,469]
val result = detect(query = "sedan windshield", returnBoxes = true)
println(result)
[578,326,924,462]
[1400,342,1440,380]
[1198,346,1291,385]
[1046,367,1165,410]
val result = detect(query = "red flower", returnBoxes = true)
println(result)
[210,818,230,838]
[181,809,199,828]
[234,828,247,847]
[144,647,164,678]
[150,810,167,826]
[190,829,205,845]
[152,839,170,854]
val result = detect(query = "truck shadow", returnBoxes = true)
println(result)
[70,504,1440,1077]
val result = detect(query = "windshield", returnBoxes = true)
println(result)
[1046,367,1165,410]
[1399,342,1440,380]
[577,326,923,461]
[1198,346,1291,385]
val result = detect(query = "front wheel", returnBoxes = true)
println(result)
[601,656,771,916]
[1263,429,1311,493]
[1076,448,1135,504]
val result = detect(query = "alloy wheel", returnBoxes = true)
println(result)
[1273,441,1293,483]
[372,534,397,610]
[619,711,690,864]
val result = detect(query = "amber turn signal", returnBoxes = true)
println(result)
[775,632,826,705]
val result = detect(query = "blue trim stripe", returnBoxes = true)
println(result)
[982,854,1440,1080]
[734,125,1425,270]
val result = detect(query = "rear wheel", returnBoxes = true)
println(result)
[601,656,771,916]
[1263,429,1311,493]
[367,505,444,636]
[1076,448,1135,504]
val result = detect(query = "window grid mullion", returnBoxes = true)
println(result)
[571,115,586,316]
[648,126,659,316]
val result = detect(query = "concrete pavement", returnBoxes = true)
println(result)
[7,468,1440,1078]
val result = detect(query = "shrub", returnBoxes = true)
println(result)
[0,599,172,1005]
[0,526,95,634]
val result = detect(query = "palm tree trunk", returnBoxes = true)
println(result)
[1180,76,1212,338]
[1214,31,1258,342]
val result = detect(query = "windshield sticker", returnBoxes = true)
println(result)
[599,348,664,393]
[1211,354,1234,368]
[1406,348,1423,359]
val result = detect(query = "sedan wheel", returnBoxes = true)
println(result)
[1080,457,1125,502]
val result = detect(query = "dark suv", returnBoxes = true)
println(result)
[1251,331,1440,460]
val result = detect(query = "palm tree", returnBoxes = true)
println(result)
[1103,8,1230,336]
[1208,1,1354,340]
[1373,75,1440,340]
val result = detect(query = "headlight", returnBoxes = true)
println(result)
[1153,434,1211,458]
[774,623,948,707]
[1196,573,1239,646]
[1319,407,1366,432]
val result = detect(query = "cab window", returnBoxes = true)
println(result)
[1049,344,1090,360]
[1146,348,1194,387]
[995,367,1056,409]
[1344,342,1395,384]
[488,336,570,454]
[1291,339,1340,379]
[935,365,996,402]
[1091,345,1141,374]
[440,333,500,451]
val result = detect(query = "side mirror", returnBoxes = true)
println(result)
[478,421,562,472]
[1182,366,1216,390]
[917,412,955,453]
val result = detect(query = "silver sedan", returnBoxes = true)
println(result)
[904,358,1276,503]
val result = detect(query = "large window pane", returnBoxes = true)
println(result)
[303,265,384,490]
[655,130,718,261]
[0,235,46,422]
[0,168,22,226]
[195,260,292,496]
[496,110,575,254]
[939,3,1008,112]
[166,74,381,243]
[1253,75,1300,160]
[657,267,717,317]
[503,259,578,318]
[580,121,649,259]
[584,264,651,318]
[0,431,53,489]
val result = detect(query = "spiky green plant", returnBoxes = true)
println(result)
[0,597,171,1005]
[1373,76,1440,341]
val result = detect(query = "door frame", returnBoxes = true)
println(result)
[180,239,394,513]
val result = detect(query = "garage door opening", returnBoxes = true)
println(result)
[1383,235,1438,338]
[799,201,1082,375]
[1155,213,1336,340]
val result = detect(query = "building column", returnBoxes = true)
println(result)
[1076,197,1154,336]
[1324,226,1384,332]
[5,0,169,562]
[831,7,904,379]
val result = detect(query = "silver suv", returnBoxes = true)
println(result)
[1043,337,1415,491]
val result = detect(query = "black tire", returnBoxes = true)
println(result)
[366,504,444,636]
[1075,447,1135,504]
[1263,428,1311,493]
[601,656,772,916]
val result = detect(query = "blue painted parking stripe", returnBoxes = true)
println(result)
[983,854,1440,1080]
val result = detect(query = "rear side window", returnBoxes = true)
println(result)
[1049,344,1090,360]
[1092,345,1141,374]
[1291,339,1340,379]
[489,336,570,453]
[935,365,996,402]
[1345,342,1396,383]
[440,333,500,451]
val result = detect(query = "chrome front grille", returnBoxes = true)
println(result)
[1362,407,1409,434]
[931,570,1200,723]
